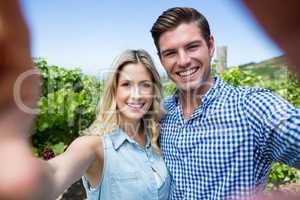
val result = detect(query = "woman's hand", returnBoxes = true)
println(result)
[0,1,47,199]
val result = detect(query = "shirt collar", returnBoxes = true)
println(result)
[171,76,223,106]
[109,127,151,150]
[199,76,223,105]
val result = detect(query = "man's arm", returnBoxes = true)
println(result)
[243,89,300,168]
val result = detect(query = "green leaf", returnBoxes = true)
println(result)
[51,142,65,155]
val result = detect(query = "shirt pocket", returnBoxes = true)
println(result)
[111,171,146,200]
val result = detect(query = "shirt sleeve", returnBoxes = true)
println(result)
[243,89,300,169]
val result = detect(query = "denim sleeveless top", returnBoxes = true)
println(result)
[82,128,171,200]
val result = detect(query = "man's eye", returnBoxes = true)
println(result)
[188,45,199,51]
[164,52,175,58]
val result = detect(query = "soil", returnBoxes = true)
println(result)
[57,180,86,200]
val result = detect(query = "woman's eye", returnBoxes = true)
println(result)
[141,82,152,88]
[121,82,130,87]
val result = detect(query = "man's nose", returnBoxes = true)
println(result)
[177,50,191,67]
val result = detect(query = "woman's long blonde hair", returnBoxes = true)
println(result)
[83,49,164,152]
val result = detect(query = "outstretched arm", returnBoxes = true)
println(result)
[0,0,49,199]
[46,135,103,199]
[244,90,300,169]
[0,2,104,199]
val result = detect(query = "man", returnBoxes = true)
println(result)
[151,7,300,199]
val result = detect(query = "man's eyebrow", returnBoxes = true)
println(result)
[187,40,203,46]
[161,48,175,55]
[183,40,204,48]
[160,40,204,55]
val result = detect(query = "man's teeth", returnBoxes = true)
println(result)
[178,68,197,77]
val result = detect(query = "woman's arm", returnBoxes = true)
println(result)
[0,1,48,199]
[47,135,103,199]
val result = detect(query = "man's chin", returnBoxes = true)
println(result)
[177,81,201,91]
[177,80,212,95]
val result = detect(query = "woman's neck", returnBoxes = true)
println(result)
[121,118,144,139]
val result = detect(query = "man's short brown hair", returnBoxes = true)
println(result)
[150,7,211,54]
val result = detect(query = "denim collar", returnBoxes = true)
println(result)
[109,127,151,150]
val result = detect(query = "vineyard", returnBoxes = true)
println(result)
[32,57,299,196]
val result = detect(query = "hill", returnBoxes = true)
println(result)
[238,55,289,80]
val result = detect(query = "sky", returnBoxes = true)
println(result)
[21,0,283,76]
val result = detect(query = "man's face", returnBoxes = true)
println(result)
[158,22,214,92]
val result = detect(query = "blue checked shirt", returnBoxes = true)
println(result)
[160,77,300,200]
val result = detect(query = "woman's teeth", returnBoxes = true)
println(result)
[127,103,144,109]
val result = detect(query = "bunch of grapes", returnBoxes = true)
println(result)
[42,147,55,160]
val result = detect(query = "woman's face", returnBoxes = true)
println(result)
[116,63,154,124]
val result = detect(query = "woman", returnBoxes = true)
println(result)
[47,49,170,200]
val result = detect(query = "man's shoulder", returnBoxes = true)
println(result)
[240,86,279,103]
[225,83,297,116]
[220,80,271,100]
[215,80,285,112]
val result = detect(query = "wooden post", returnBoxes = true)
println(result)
[216,46,227,74]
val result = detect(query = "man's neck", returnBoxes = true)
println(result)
[179,77,214,120]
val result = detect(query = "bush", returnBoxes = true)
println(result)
[268,163,299,189]
[163,81,176,97]
[31,59,102,156]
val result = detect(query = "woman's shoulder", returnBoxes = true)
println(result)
[68,135,104,158]
[72,135,103,147]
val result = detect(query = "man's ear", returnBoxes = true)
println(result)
[209,35,215,57]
